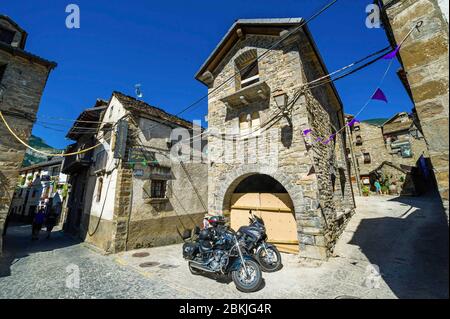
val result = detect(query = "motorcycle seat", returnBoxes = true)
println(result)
[199,240,213,252]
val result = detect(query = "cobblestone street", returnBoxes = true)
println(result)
[0,195,448,299]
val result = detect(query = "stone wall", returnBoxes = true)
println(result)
[205,30,355,260]
[347,118,430,193]
[350,123,389,175]
[382,0,449,216]
[0,49,53,254]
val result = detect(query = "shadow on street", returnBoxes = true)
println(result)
[349,194,449,298]
[0,222,80,278]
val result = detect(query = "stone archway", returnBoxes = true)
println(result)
[212,164,310,254]
[214,164,306,216]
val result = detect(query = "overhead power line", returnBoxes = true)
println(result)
[129,0,339,139]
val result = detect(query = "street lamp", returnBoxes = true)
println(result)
[273,89,288,111]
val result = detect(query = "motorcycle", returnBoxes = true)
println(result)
[181,217,263,293]
[236,210,282,272]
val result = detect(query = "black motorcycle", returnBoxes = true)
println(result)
[181,218,263,293]
[236,211,282,272]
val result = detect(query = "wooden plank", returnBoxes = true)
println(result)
[276,244,299,254]
[230,205,292,213]
[230,193,299,255]
[231,193,260,208]
[267,239,299,245]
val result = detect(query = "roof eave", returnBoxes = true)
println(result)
[0,41,57,69]
[194,18,304,83]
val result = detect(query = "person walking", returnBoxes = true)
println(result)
[45,197,57,239]
[374,180,382,195]
[32,206,45,240]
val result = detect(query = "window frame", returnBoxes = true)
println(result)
[240,60,259,88]
[363,152,371,164]
[150,179,167,199]
[0,27,15,45]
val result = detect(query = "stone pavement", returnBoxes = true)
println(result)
[0,194,448,299]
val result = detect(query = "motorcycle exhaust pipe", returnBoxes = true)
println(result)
[189,261,215,273]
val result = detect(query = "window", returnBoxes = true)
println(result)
[240,60,259,88]
[32,189,37,198]
[363,152,371,164]
[235,49,259,90]
[109,105,114,119]
[96,177,103,202]
[94,150,108,171]
[50,166,60,176]
[0,64,7,84]
[151,180,166,199]
[401,144,413,158]
[0,27,15,45]
[355,135,363,145]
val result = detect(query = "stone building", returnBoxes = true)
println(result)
[63,92,208,253]
[380,0,449,214]
[382,112,428,164]
[195,18,355,260]
[0,15,56,252]
[346,112,428,192]
[8,159,67,222]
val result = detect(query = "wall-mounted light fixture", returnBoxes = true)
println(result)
[273,89,288,111]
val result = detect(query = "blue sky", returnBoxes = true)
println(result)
[2,0,412,149]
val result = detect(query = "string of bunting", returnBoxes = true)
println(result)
[301,20,423,145]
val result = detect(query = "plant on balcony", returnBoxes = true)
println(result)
[362,185,370,196]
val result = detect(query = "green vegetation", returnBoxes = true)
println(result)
[362,185,370,196]
[22,135,63,167]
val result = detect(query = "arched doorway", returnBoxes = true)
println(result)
[228,174,299,253]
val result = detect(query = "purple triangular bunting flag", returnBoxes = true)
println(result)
[323,134,336,145]
[372,88,388,103]
[383,45,400,60]
[303,129,312,136]
[347,118,360,127]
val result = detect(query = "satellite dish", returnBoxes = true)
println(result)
[134,84,143,98]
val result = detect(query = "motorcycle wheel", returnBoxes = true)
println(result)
[188,262,202,275]
[231,260,263,293]
[256,245,282,272]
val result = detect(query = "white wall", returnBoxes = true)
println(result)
[86,96,127,221]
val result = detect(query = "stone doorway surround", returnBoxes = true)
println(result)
[212,164,328,259]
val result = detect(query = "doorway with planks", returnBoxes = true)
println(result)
[227,174,299,254]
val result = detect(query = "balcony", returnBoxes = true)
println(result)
[61,143,93,174]
[220,81,270,109]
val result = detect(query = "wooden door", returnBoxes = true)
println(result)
[230,193,299,254]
